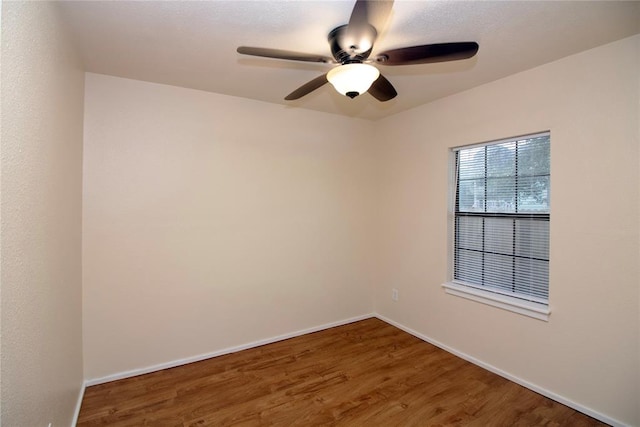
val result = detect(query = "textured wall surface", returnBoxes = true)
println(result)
[374,35,640,426]
[1,2,85,425]
[82,73,377,380]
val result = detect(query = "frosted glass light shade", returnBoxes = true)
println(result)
[327,63,380,98]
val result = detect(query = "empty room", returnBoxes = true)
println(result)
[1,1,639,426]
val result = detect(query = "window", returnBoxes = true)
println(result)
[443,132,550,320]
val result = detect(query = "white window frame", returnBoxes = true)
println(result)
[443,132,551,321]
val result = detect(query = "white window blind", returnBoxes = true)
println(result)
[453,133,550,305]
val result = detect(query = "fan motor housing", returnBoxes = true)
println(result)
[328,25,376,63]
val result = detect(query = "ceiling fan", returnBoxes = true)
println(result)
[236,0,479,102]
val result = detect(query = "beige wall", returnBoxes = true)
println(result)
[0,2,85,426]
[374,35,640,425]
[82,73,377,380]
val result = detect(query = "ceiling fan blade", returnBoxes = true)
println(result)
[344,0,394,54]
[375,42,479,65]
[368,74,397,102]
[349,0,394,34]
[285,73,329,100]
[237,47,335,64]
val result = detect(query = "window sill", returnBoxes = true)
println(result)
[442,282,550,321]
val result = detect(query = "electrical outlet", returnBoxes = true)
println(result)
[392,288,399,301]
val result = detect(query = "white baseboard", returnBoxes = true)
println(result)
[84,313,375,387]
[373,314,627,427]
[71,380,86,426]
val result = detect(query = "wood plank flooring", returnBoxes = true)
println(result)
[77,318,606,426]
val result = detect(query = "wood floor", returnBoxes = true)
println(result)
[77,318,606,426]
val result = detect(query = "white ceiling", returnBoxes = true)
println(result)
[58,1,640,121]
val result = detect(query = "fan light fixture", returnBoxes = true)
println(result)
[327,63,380,99]
[237,0,480,102]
